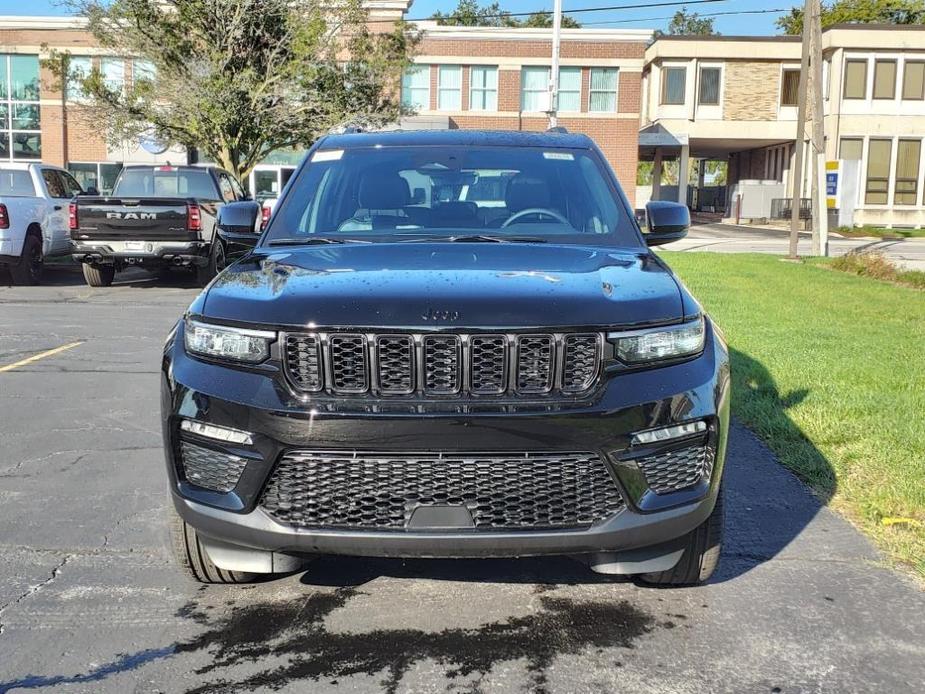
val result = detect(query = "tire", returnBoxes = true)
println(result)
[638,487,724,586]
[9,234,43,286]
[167,505,258,584]
[82,263,115,288]
[196,240,226,287]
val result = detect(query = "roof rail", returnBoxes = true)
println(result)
[546,126,569,134]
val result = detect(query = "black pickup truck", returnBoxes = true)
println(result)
[70,165,252,287]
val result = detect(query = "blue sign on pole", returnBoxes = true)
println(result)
[826,172,838,197]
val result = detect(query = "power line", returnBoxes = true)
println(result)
[581,8,791,26]
[364,0,734,24]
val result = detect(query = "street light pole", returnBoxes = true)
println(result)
[810,0,829,256]
[548,0,562,129]
[788,0,812,259]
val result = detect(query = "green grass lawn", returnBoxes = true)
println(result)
[659,252,925,578]
[836,226,925,239]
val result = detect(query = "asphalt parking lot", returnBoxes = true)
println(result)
[1,264,924,694]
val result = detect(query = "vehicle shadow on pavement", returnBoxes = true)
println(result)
[21,264,202,289]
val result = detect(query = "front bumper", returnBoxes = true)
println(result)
[72,239,209,267]
[161,320,731,560]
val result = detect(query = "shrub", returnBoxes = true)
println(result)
[831,252,925,289]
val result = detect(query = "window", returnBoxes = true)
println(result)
[60,170,84,197]
[873,59,897,100]
[42,169,68,199]
[589,68,618,112]
[865,139,892,205]
[69,56,92,102]
[68,162,122,195]
[401,65,429,110]
[218,172,237,202]
[902,60,925,100]
[437,65,461,111]
[100,58,125,94]
[661,67,685,105]
[893,139,920,206]
[114,168,220,200]
[0,55,41,161]
[780,69,800,107]
[558,67,581,112]
[839,137,863,160]
[843,59,867,99]
[469,66,497,111]
[133,59,156,84]
[521,67,549,111]
[698,66,721,105]
[0,168,35,196]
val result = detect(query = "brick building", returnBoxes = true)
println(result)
[403,22,651,205]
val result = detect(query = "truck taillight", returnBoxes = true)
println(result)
[187,203,202,232]
[68,202,78,230]
[0,203,9,229]
[260,205,271,231]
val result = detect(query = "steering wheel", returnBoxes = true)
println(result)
[502,208,570,228]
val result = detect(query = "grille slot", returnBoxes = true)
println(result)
[376,336,415,394]
[516,335,555,393]
[179,441,248,493]
[259,450,625,530]
[284,331,603,398]
[285,334,323,392]
[562,334,601,393]
[423,336,461,394]
[635,443,715,494]
[470,335,508,394]
[329,334,369,393]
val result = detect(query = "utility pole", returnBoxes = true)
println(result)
[548,0,563,128]
[809,0,828,256]
[788,0,812,259]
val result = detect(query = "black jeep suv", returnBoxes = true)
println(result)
[161,130,730,586]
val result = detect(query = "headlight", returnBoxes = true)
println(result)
[608,317,705,364]
[184,318,274,363]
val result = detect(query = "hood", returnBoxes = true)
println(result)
[200,243,684,330]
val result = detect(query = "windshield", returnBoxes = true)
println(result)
[113,168,219,200]
[264,145,639,246]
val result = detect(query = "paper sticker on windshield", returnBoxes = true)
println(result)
[312,149,344,162]
[543,152,574,161]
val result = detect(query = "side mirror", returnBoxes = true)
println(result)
[643,201,690,246]
[83,186,100,196]
[216,201,261,249]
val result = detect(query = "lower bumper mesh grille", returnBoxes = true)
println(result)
[259,451,625,530]
[635,443,715,494]
[179,441,248,493]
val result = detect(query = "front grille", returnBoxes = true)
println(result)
[179,441,248,493]
[283,332,603,398]
[635,443,715,494]
[259,451,625,530]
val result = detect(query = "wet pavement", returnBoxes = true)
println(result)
[1,267,923,694]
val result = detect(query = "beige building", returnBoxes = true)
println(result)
[640,25,925,229]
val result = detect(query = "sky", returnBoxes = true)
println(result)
[0,0,795,36]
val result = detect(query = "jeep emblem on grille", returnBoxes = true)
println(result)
[422,308,459,322]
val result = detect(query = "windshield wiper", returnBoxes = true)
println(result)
[267,237,370,246]
[441,234,547,244]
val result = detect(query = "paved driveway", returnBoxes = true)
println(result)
[1,269,923,693]
[666,223,925,271]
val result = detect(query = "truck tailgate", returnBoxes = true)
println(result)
[71,197,199,241]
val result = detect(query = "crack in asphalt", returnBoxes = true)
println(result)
[0,555,70,637]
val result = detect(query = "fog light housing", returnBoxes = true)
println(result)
[631,420,707,446]
[178,441,248,493]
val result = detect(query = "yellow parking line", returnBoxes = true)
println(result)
[0,341,84,373]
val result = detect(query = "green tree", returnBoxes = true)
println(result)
[434,1,581,28]
[51,0,416,180]
[655,9,719,37]
[777,0,925,35]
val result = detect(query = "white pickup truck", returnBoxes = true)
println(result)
[0,163,90,285]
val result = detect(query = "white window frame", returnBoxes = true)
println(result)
[589,67,618,113]
[0,54,42,162]
[558,67,581,112]
[469,66,498,111]
[401,65,430,111]
[437,65,461,111]
[100,57,125,95]
[521,66,550,112]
